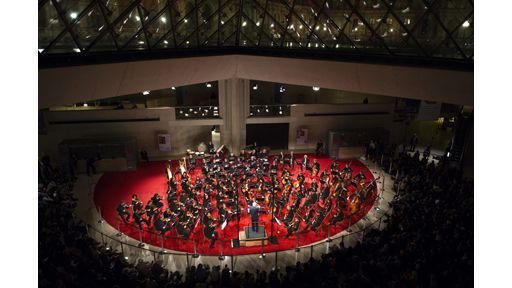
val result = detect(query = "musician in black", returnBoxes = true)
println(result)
[312,159,320,176]
[249,202,261,232]
[117,202,131,223]
[285,217,300,238]
[151,193,164,209]
[133,209,150,230]
[131,194,143,211]
[203,221,218,248]
[154,216,170,236]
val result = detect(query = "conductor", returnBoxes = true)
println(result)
[248,201,261,232]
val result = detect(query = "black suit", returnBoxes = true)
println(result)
[249,205,260,232]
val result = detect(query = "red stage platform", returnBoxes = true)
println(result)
[93,154,378,255]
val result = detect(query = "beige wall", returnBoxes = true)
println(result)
[39,55,473,109]
[247,103,406,151]
[39,108,221,163]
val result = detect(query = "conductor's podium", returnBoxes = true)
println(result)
[238,226,268,247]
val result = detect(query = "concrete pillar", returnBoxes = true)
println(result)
[218,78,250,155]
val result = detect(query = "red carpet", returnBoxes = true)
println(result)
[94,154,377,255]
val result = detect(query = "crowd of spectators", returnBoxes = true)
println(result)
[39,146,473,287]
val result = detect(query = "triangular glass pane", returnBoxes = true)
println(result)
[139,0,167,23]
[55,0,92,23]
[409,11,448,56]
[89,32,117,52]
[219,14,238,46]
[198,0,219,23]
[46,31,80,54]
[308,34,325,49]
[174,4,198,47]
[170,0,197,23]
[313,14,342,48]
[222,30,237,46]
[204,31,219,47]
[393,36,424,57]
[112,7,143,47]
[219,0,238,25]
[363,1,389,30]
[100,0,134,24]
[293,0,323,33]
[282,33,301,49]
[264,0,290,30]
[123,31,148,51]
[146,8,173,47]
[430,0,473,32]
[243,0,265,30]
[373,13,404,51]
[450,15,473,58]
[240,14,260,46]
[431,37,465,59]
[177,30,198,48]
[198,12,219,45]
[71,3,107,50]
[258,28,275,47]
[323,0,352,30]
[343,13,372,49]
[39,0,66,50]
[286,13,308,46]
[240,31,255,47]
[391,0,428,31]
[261,13,286,47]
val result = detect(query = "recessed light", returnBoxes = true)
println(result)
[312,86,320,91]
[142,91,150,95]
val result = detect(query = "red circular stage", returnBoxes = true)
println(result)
[94,154,378,255]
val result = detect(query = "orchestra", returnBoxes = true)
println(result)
[115,148,378,248]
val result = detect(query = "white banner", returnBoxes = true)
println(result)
[158,134,171,152]
[296,128,308,145]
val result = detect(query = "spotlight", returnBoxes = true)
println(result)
[171,86,176,90]
[184,18,188,23]
[312,86,320,91]
[124,256,129,260]
[242,21,247,27]
[70,12,78,19]
[252,84,258,90]
[206,83,212,88]
[279,85,286,93]
[142,91,150,95]
[83,103,88,107]
[259,253,266,259]
[462,20,470,28]
[161,17,166,23]
[73,48,81,53]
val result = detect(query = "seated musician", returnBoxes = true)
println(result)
[151,193,164,209]
[203,221,218,248]
[163,208,174,219]
[320,184,331,203]
[311,202,331,232]
[133,209,151,230]
[296,172,305,185]
[283,205,297,225]
[270,159,278,177]
[131,194,143,211]
[312,159,320,177]
[285,216,300,238]
[328,204,346,225]
[144,200,157,223]
[117,202,131,223]
[304,190,319,207]
[154,216,171,236]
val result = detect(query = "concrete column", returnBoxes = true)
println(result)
[218,78,250,155]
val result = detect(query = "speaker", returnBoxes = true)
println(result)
[232,238,240,248]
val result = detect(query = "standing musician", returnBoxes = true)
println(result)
[301,154,309,172]
[248,201,261,232]
[312,159,320,177]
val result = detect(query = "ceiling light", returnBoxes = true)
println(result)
[171,86,176,90]
[256,21,260,26]
[70,12,78,19]
[279,111,283,115]
[135,16,140,21]
[279,85,286,93]
[142,91,150,95]
[186,40,190,44]
[184,18,188,23]
[335,44,339,48]
[252,84,258,90]
[161,17,166,23]
[163,40,169,44]
[270,23,274,28]
[83,103,88,107]
[206,83,212,88]
[139,41,144,44]
[221,20,224,25]
[389,28,394,32]
[73,48,81,53]
[242,21,247,27]
[462,20,470,28]
[38,49,44,53]
[323,27,327,31]
[315,26,320,30]
[312,86,320,91]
